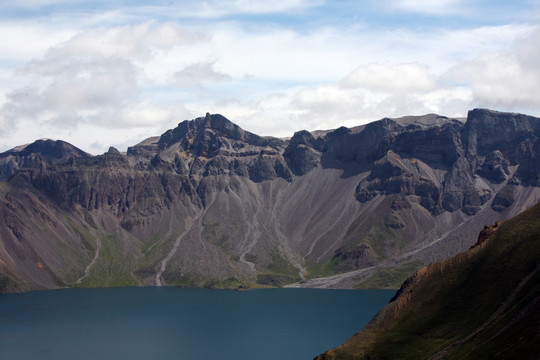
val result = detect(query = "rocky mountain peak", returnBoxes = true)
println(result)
[125,113,291,182]
[0,139,90,182]
[157,113,278,152]
[200,112,241,137]
[106,146,122,156]
[10,139,89,160]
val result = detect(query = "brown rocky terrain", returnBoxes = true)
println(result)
[0,109,539,292]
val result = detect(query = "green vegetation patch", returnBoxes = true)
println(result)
[306,256,347,278]
[267,251,299,276]
[306,243,373,278]
[355,261,424,289]
[141,232,172,260]
[162,270,204,287]
[76,233,138,288]
[65,218,96,253]
[364,213,406,258]
[202,217,247,257]
[343,205,406,256]
[255,251,301,287]
[256,273,297,287]
[203,277,250,290]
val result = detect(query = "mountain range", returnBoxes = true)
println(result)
[0,108,539,293]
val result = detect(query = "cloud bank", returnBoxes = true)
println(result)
[0,1,538,153]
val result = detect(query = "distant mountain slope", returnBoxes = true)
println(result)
[315,201,540,360]
[1,109,539,293]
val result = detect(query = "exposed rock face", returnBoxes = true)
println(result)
[1,109,539,293]
[151,113,291,182]
[284,130,324,176]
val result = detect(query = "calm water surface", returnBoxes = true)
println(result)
[0,287,394,360]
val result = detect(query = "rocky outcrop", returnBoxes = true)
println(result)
[0,109,539,293]
[284,130,323,176]
[472,221,502,248]
[355,150,443,214]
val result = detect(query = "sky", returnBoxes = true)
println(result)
[0,0,539,154]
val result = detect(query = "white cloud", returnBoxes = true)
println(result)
[130,21,537,139]
[0,0,83,9]
[32,21,204,61]
[0,23,75,63]
[201,57,478,138]
[0,21,206,138]
[448,26,540,112]
[340,63,437,92]
[4,57,139,129]
[205,23,368,83]
[203,0,323,16]
[146,0,323,18]
[1,0,323,20]
[0,2,539,154]
[174,62,232,87]
[389,0,468,15]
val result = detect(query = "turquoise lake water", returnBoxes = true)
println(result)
[0,287,394,360]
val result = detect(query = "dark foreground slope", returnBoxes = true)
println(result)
[0,109,539,293]
[316,201,540,360]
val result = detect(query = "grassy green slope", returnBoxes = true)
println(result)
[316,202,540,360]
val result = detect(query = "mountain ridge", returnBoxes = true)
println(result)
[0,108,539,293]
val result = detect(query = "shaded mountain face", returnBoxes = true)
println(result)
[1,109,539,293]
[0,139,91,182]
[315,201,540,360]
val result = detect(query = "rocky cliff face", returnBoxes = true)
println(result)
[1,109,539,293]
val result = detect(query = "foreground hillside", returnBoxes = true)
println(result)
[316,201,540,359]
[0,109,539,293]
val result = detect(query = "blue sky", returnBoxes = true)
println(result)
[0,0,539,154]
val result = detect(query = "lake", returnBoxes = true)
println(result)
[0,287,394,360]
